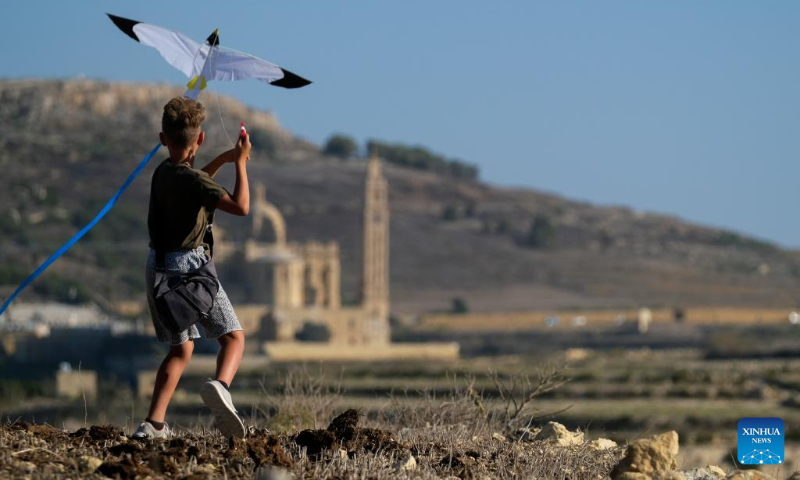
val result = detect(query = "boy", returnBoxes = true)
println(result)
[133,96,251,439]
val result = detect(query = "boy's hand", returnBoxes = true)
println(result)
[234,132,251,165]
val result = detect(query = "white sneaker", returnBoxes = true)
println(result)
[131,421,171,440]
[200,380,245,438]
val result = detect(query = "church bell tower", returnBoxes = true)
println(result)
[362,155,390,337]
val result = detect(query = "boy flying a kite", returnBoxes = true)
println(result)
[133,97,251,439]
[0,13,310,438]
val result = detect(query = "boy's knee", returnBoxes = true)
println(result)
[219,330,245,346]
[170,340,194,359]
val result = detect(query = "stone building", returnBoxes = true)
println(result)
[215,156,457,360]
[229,155,391,348]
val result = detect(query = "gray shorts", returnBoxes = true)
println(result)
[145,246,242,345]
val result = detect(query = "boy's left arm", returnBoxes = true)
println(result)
[201,149,235,178]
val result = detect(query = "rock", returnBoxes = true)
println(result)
[77,455,103,474]
[491,432,507,442]
[537,422,584,446]
[589,438,618,450]
[616,473,685,480]
[338,448,348,459]
[393,453,417,471]
[725,471,775,480]
[681,465,726,480]
[255,466,293,480]
[611,431,680,480]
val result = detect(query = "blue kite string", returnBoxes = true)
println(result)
[0,141,163,317]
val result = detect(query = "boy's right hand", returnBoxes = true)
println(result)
[234,132,251,165]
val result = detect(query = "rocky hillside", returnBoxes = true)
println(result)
[1,79,799,315]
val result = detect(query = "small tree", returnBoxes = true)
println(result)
[442,204,460,221]
[526,215,555,248]
[323,134,358,159]
[452,297,469,314]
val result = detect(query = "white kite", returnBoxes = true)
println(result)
[107,13,311,98]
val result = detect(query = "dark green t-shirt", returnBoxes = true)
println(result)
[147,159,229,256]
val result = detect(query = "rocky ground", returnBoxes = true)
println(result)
[0,410,787,479]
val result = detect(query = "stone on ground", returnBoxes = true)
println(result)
[610,431,680,480]
[589,438,618,450]
[77,456,103,474]
[393,453,417,471]
[681,465,726,480]
[255,466,293,480]
[725,471,775,480]
[537,422,584,446]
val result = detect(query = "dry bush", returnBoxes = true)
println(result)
[257,365,343,431]
[379,364,570,435]
[381,372,488,431]
[490,363,571,431]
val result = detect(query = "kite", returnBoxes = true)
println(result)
[106,14,311,98]
[0,14,311,316]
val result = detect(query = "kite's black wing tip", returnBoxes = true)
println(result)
[107,13,141,42]
[272,69,312,89]
[206,29,220,47]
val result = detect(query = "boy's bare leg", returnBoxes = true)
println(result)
[147,340,194,423]
[215,330,245,386]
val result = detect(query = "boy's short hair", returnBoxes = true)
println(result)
[162,97,206,148]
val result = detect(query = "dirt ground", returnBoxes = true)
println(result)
[0,409,621,479]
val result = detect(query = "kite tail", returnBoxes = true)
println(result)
[0,142,162,317]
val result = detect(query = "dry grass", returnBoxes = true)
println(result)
[0,365,624,479]
[0,418,620,480]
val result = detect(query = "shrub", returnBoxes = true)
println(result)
[711,231,777,253]
[366,139,479,180]
[451,297,469,314]
[0,265,27,285]
[525,215,556,248]
[442,204,460,221]
[322,134,358,159]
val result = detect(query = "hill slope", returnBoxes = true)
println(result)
[1,79,798,315]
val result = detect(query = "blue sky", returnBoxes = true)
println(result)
[3,1,800,246]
